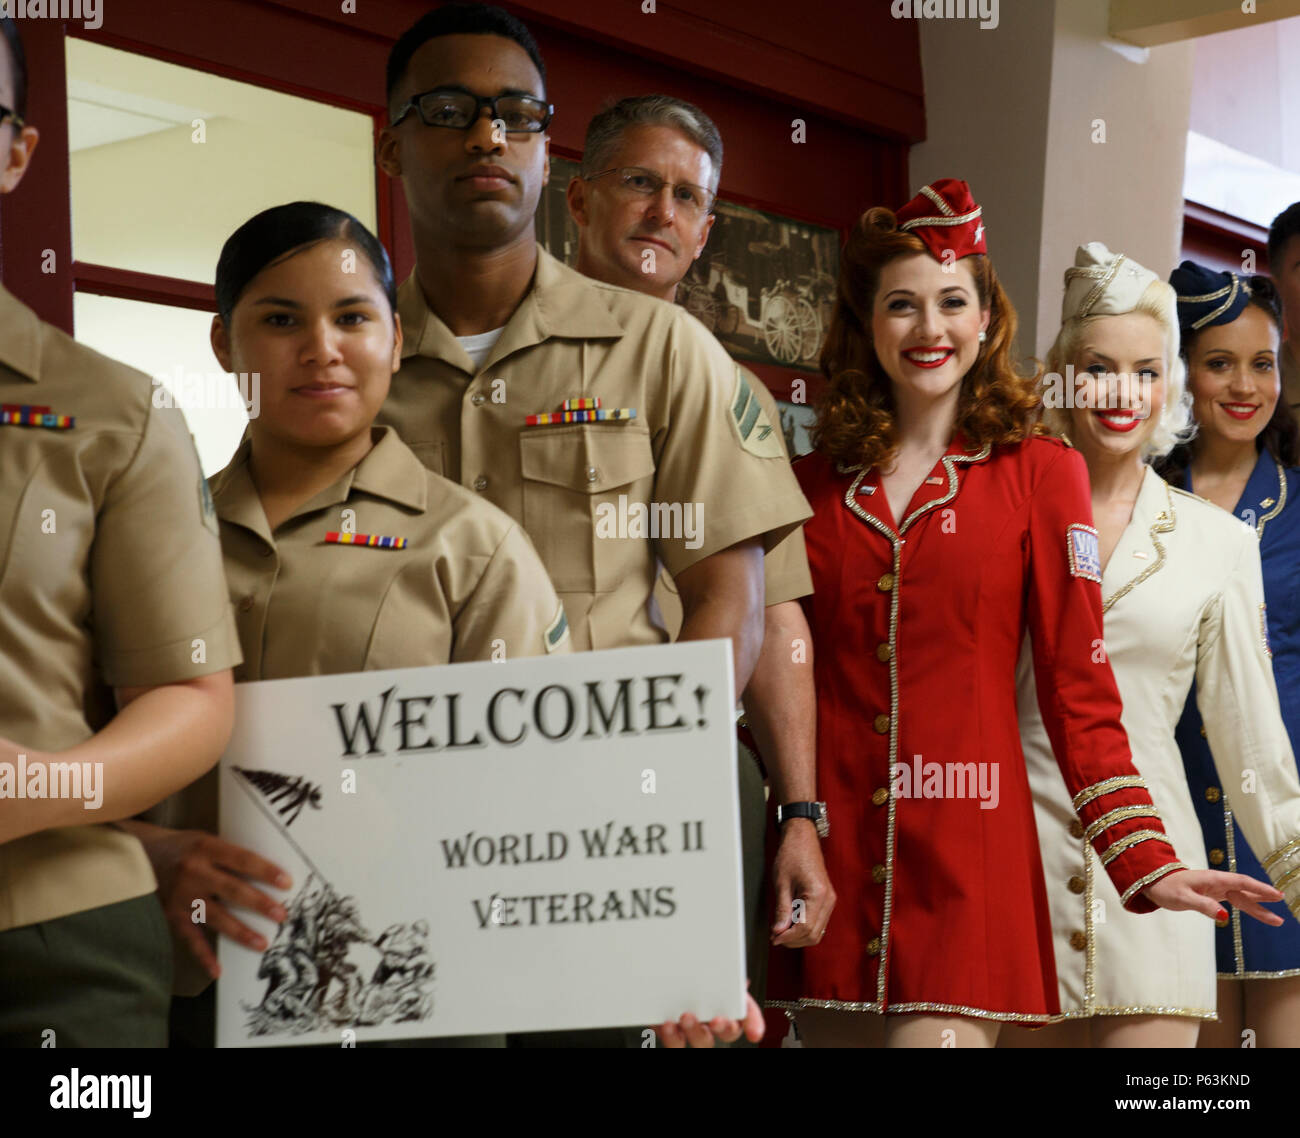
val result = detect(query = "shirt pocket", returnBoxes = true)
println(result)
[520,424,656,594]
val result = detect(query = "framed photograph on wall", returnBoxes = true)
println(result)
[536,156,841,383]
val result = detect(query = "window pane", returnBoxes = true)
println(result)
[73,292,247,476]
[67,38,377,283]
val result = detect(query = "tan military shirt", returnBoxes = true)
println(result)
[163,426,568,995]
[654,364,811,638]
[378,248,813,652]
[210,426,569,686]
[0,283,241,932]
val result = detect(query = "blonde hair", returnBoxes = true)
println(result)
[1041,279,1194,460]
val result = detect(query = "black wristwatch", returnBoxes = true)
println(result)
[775,801,829,839]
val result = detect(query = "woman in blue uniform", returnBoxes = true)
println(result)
[1158,261,1300,1047]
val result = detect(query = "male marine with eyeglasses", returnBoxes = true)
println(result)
[565,97,836,1031]
[375,4,810,1047]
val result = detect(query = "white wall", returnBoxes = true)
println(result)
[910,0,1194,360]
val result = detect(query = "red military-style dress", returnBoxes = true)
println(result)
[766,432,1188,1022]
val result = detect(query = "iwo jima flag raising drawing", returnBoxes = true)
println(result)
[215,643,748,1047]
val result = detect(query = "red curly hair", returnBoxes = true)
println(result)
[813,205,1042,471]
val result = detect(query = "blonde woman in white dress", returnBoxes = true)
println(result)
[1003,244,1300,1048]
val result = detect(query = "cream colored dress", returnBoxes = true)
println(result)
[1017,466,1300,1018]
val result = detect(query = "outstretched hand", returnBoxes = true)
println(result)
[1143,869,1284,926]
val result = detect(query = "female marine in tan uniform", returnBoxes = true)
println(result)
[122,202,568,1044]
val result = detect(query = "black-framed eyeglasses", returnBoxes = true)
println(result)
[0,104,24,129]
[390,88,552,133]
[585,167,716,216]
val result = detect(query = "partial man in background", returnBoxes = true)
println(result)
[1268,202,1300,413]
[375,4,812,1045]
[566,95,834,1021]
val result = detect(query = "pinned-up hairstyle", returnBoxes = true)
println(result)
[813,205,1041,473]
[215,201,396,325]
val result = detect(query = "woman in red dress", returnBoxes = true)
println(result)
[763,180,1283,1047]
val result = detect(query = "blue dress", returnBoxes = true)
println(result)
[1175,450,1300,976]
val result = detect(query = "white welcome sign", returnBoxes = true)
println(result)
[215,640,745,1047]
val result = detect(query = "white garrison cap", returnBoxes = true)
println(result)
[1061,242,1161,322]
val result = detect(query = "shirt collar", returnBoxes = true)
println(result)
[211,426,429,543]
[397,245,626,374]
[1236,447,1285,523]
[0,283,46,382]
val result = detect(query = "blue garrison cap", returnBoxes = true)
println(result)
[1169,259,1253,339]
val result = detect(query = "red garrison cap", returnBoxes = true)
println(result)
[894,178,986,262]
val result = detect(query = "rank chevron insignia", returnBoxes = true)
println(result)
[729,367,784,458]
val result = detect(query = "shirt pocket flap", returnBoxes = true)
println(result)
[520,425,655,494]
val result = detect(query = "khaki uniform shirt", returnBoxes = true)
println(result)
[654,363,812,637]
[160,426,568,993]
[378,248,813,652]
[0,283,241,932]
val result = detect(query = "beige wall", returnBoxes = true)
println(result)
[1037,0,1193,357]
[911,0,1193,361]
[909,0,1055,362]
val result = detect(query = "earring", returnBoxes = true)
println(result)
[978,330,987,343]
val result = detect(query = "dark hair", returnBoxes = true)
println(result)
[386,3,546,114]
[1,16,27,121]
[1268,201,1300,275]
[215,202,396,324]
[581,95,723,192]
[1154,274,1300,481]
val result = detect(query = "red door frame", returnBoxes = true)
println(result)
[0,1,914,403]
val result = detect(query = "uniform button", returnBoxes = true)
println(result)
[873,713,890,734]
[585,466,598,483]
[1069,931,1087,952]
[238,595,255,613]
[871,787,889,807]
[1069,820,1084,839]
[473,475,489,491]
[1205,787,1221,804]
[1068,875,1086,894]
[1215,911,1230,928]
[1209,848,1225,866]
[1200,726,1207,738]
[876,643,892,662]
[877,573,895,592]
[871,864,886,884]
[470,392,486,406]
[866,937,882,956]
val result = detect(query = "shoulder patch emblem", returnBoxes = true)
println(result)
[199,475,219,536]
[729,367,785,459]
[545,603,570,653]
[1067,523,1101,583]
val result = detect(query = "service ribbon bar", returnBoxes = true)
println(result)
[324,531,408,549]
[524,407,637,426]
[1,404,74,429]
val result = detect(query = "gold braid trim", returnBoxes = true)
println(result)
[1119,862,1187,908]
[1100,829,1172,867]
[1072,775,1147,812]
[1083,805,1161,844]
